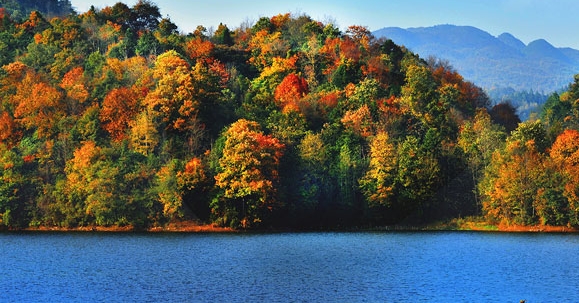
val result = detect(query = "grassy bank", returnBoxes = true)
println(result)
[429,217,579,233]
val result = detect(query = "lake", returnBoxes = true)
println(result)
[1,231,578,302]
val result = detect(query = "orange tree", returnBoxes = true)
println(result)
[550,129,579,225]
[212,119,284,228]
[478,121,567,226]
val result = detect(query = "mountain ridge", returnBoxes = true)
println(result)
[373,25,579,94]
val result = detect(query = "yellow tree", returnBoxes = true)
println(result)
[144,50,198,133]
[248,29,289,71]
[359,132,397,209]
[213,119,284,228]
[479,140,545,225]
[129,110,159,156]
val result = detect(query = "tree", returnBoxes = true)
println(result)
[398,64,439,123]
[489,102,520,133]
[333,132,366,221]
[213,23,233,46]
[62,140,100,226]
[274,73,309,113]
[135,30,160,56]
[144,50,202,153]
[289,131,330,224]
[130,0,161,31]
[0,144,38,228]
[154,160,184,221]
[429,58,490,115]
[60,66,89,107]
[213,119,284,228]
[184,36,214,61]
[509,120,548,153]
[19,42,59,75]
[248,30,289,71]
[395,136,441,219]
[12,72,63,138]
[177,156,211,221]
[100,87,139,141]
[65,141,155,227]
[157,17,178,37]
[0,111,20,147]
[550,129,579,225]
[458,109,506,209]
[359,132,397,211]
[479,140,545,225]
[341,104,374,137]
[345,25,373,52]
[129,110,159,156]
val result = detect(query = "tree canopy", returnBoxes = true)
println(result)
[0,2,577,230]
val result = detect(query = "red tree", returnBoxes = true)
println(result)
[274,73,309,113]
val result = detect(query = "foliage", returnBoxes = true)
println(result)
[0,3,577,230]
[213,119,284,228]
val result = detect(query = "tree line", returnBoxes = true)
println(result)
[0,1,577,230]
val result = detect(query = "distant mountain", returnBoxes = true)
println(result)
[0,0,73,20]
[373,25,579,118]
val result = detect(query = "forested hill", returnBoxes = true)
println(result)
[1,1,579,231]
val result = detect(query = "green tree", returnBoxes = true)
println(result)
[154,159,184,222]
[130,0,161,31]
[332,132,366,222]
[399,64,439,125]
[509,120,548,153]
[458,109,506,209]
[65,141,155,227]
[19,42,59,75]
[296,132,328,215]
[213,23,233,46]
[135,31,161,57]
[395,136,441,220]
[0,144,38,228]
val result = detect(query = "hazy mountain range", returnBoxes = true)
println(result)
[373,25,579,114]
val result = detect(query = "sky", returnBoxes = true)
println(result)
[70,0,579,49]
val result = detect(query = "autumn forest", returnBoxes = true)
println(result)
[1,0,579,230]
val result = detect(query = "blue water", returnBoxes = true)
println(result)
[1,231,578,302]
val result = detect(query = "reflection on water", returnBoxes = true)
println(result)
[1,232,578,302]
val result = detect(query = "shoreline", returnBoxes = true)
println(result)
[4,219,578,233]
[12,221,236,233]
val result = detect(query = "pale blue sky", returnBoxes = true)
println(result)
[70,0,579,49]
